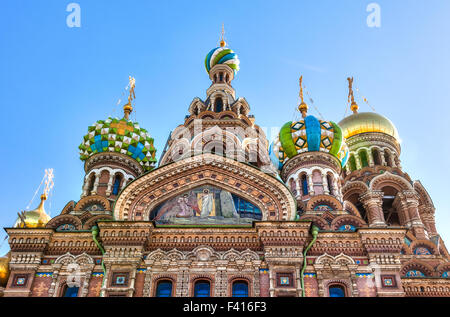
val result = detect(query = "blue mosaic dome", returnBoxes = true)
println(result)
[269,115,349,171]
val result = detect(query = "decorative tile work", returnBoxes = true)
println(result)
[259,269,269,274]
[304,273,316,278]
[12,274,29,287]
[356,273,374,278]
[137,268,147,274]
[413,247,432,255]
[111,272,129,287]
[276,273,293,287]
[381,275,397,288]
[92,272,104,277]
[35,272,53,277]
[406,270,425,277]
[338,224,356,232]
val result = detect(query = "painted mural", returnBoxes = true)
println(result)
[149,185,262,225]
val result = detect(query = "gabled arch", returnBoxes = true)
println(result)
[306,195,343,211]
[401,260,434,277]
[369,172,413,191]
[82,214,114,230]
[46,214,82,231]
[413,181,434,207]
[342,181,369,200]
[114,154,296,221]
[74,195,111,212]
[330,215,367,231]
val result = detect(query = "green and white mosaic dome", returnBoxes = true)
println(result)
[79,117,157,171]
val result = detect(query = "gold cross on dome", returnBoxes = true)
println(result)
[110,120,134,135]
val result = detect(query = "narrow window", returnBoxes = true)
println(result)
[194,280,210,297]
[301,174,308,196]
[349,155,357,171]
[372,148,381,165]
[156,281,173,297]
[329,285,346,297]
[232,281,249,297]
[327,174,333,195]
[112,174,122,195]
[359,150,369,167]
[63,286,79,297]
[215,98,223,112]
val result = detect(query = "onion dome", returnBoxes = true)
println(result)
[339,77,400,142]
[205,45,240,75]
[0,253,10,288]
[14,194,51,228]
[269,116,349,171]
[338,112,400,141]
[78,117,157,171]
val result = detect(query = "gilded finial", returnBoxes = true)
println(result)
[220,23,226,47]
[298,76,308,118]
[347,77,358,114]
[124,76,136,120]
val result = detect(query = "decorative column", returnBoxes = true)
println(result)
[420,206,437,236]
[380,149,387,166]
[307,173,314,196]
[322,174,330,195]
[295,178,301,198]
[354,153,362,170]
[368,151,375,167]
[360,191,386,227]
[48,264,61,297]
[91,173,100,196]
[105,174,114,197]
[398,191,427,240]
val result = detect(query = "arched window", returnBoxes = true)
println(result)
[63,285,79,297]
[329,285,346,297]
[194,280,211,297]
[87,174,96,195]
[215,98,223,112]
[384,150,392,167]
[155,280,173,297]
[326,174,334,195]
[372,148,381,165]
[301,174,308,196]
[382,186,400,226]
[112,174,122,196]
[349,155,357,171]
[359,150,369,168]
[289,178,297,196]
[232,281,249,297]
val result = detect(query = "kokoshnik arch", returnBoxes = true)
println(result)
[1,34,449,298]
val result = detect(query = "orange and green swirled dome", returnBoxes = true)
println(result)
[269,115,349,171]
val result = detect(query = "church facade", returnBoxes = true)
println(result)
[1,39,449,298]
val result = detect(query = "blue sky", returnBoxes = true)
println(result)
[1,0,450,255]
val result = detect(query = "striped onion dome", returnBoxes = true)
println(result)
[269,115,349,171]
[79,117,157,171]
[205,46,240,75]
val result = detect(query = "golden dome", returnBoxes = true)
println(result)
[14,194,51,228]
[338,112,400,142]
[0,253,10,287]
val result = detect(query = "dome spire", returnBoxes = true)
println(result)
[220,23,226,47]
[298,76,308,118]
[347,77,359,114]
[123,76,136,120]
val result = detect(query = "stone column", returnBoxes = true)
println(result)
[295,178,301,198]
[368,151,375,167]
[49,264,61,297]
[360,191,386,227]
[91,173,100,196]
[354,153,362,170]
[322,174,330,195]
[379,149,387,166]
[307,173,314,196]
[105,174,114,197]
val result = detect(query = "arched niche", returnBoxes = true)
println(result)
[113,154,296,222]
